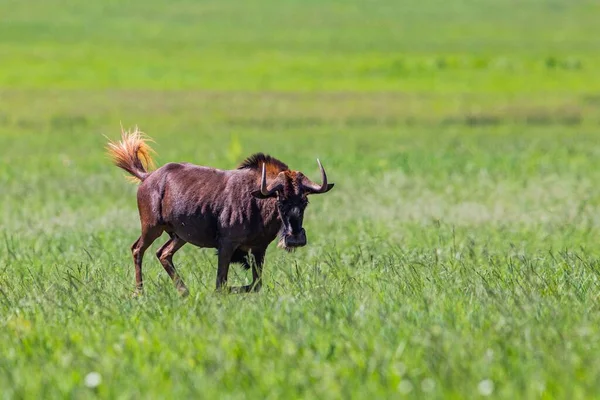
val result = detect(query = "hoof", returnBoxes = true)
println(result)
[230,285,260,294]
[177,286,190,298]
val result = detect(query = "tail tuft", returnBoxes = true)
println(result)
[107,126,156,183]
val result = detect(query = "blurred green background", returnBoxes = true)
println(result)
[2,0,600,398]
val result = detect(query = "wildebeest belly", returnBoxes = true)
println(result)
[166,213,219,248]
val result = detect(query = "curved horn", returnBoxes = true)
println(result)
[260,163,282,196]
[303,158,329,193]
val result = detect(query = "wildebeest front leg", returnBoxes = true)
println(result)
[216,243,236,291]
[231,249,266,293]
[156,234,189,297]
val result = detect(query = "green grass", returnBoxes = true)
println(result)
[2,0,600,398]
[1,0,600,92]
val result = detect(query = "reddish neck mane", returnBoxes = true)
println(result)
[238,153,289,177]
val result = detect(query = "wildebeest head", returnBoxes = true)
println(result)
[251,159,334,251]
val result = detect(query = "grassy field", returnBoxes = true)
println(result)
[2,0,600,398]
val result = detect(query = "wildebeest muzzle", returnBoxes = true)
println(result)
[284,228,307,248]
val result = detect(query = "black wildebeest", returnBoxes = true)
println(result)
[107,129,334,295]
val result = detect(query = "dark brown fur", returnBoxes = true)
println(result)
[107,129,334,295]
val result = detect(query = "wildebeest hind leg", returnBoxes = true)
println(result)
[250,249,266,292]
[156,235,189,297]
[131,227,162,295]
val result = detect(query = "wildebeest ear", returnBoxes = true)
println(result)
[252,190,277,199]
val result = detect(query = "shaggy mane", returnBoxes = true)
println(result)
[237,153,288,173]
